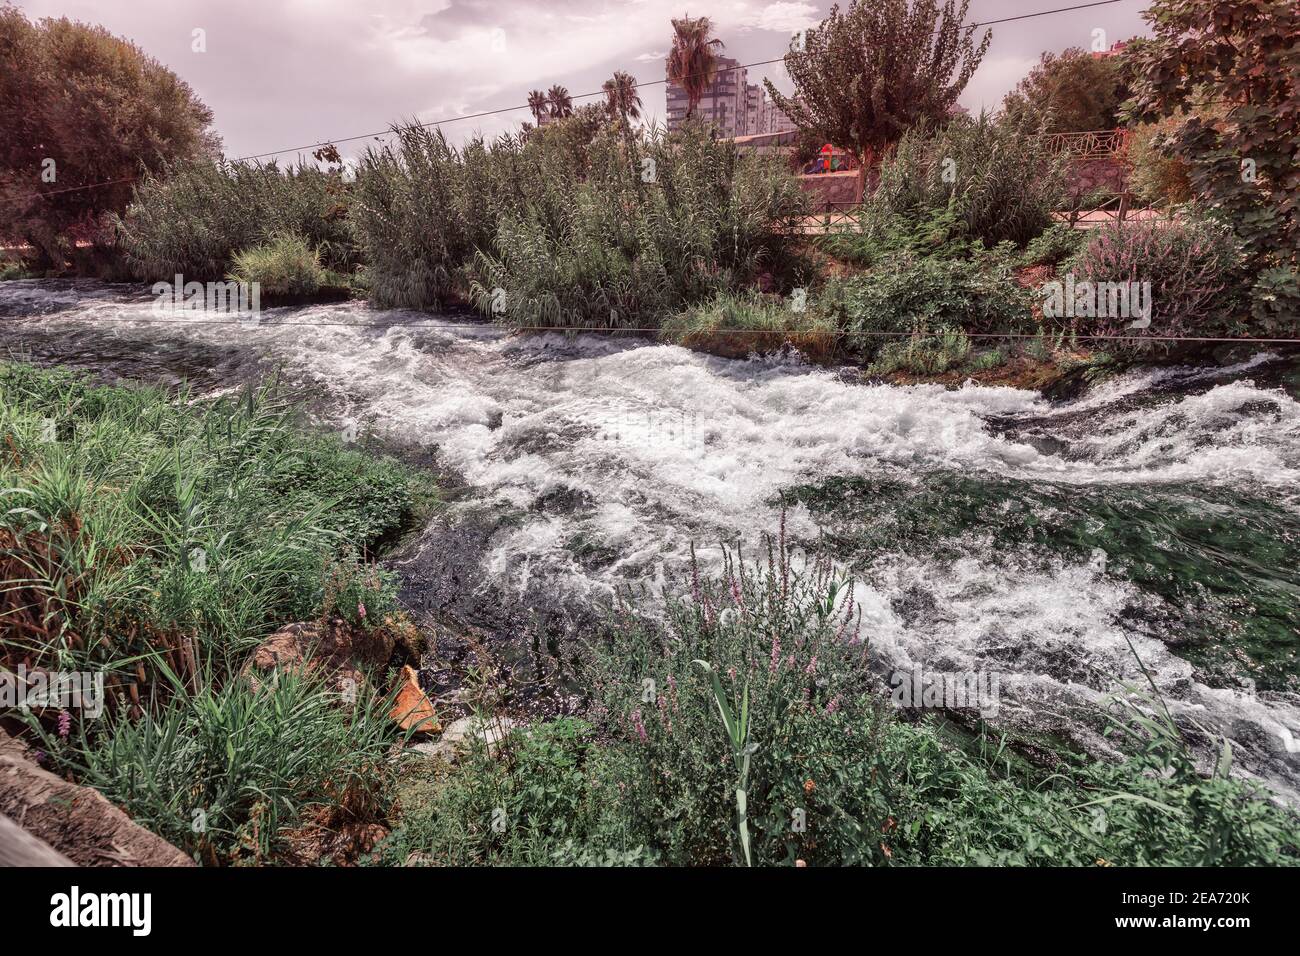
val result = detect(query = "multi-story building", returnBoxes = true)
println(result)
[666,54,750,137]
[757,88,796,134]
[745,83,761,135]
[664,40,799,137]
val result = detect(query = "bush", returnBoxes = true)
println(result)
[827,248,1035,356]
[1020,222,1086,268]
[0,363,432,689]
[661,291,840,361]
[865,111,1067,251]
[1057,215,1247,348]
[228,233,325,297]
[28,665,397,864]
[469,121,808,329]
[1128,113,1196,206]
[381,717,644,866]
[115,159,357,281]
[350,125,478,311]
[0,362,437,864]
[1250,266,1300,330]
[868,326,973,376]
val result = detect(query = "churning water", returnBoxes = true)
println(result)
[4,280,1299,800]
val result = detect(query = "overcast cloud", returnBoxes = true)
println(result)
[13,0,1152,160]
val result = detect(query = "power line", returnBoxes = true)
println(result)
[2,0,1138,206]
[10,313,1299,346]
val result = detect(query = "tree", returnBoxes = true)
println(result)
[764,0,990,188]
[547,85,574,119]
[667,15,724,120]
[1125,0,1299,279]
[1002,47,1132,133]
[603,71,643,125]
[0,5,218,269]
[527,89,548,123]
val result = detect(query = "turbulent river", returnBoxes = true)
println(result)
[5,279,1300,800]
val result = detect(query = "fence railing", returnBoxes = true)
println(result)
[1044,128,1131,160]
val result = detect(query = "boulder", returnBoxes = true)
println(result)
[241,618,394,695]
[0,730,193,866]
[390,665,440,735]
[410,714,516,763]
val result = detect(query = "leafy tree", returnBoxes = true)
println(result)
[1125,0,1299,280]
[0,5,217,270]
[764,0,990,183]
[1002,47,1132,133]
[546,85,574,119]
[667,15,724,120]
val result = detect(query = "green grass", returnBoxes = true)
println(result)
[227,233,326,298]
[382,532,1300,867]
[0,362,439,862]
[661,291,840,360]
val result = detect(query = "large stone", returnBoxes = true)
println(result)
[0,730,193,867]
[241,618,394,695]
[390,665,440,735]
[409,714,517,763]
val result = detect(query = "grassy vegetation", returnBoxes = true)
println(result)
[112,115,811,322]
[661,291,840,360]
[382,537,1300,867]
[0,362,438,863]
[114,158,357,281]
[227,232,327,298]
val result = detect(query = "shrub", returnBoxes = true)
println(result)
[0,363,432,690]
[827,248,1035,356]
[590,540,884,866]
[228,233,325,297]
[115,159,356,281]
[1250,266,1300,330]
[1057,215,1247,348]
[350,126,477,311]
[26,664,397,864]
[470,121,808,329]
[869,326,973,376]
[661,291,840,361]
[1128,113,1195,206]
[1020,222,1086,268]
[388,530,1300,867]
[381,717,643,866]
[865,111,1067,250]
[1,362,437,864]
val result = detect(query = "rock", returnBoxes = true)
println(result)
[390,665,440,735]
[0,730,193,867]
[241,618,393,695]
[409,714,517,763]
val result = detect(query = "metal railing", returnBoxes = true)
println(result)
[1044,128,1131,160]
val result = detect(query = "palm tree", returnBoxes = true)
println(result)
[527,89,548,123]
[602,71,643,125]
[668,15,723,120]
[546,85,573,119]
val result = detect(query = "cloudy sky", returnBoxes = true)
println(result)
[15,0,1152,160]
